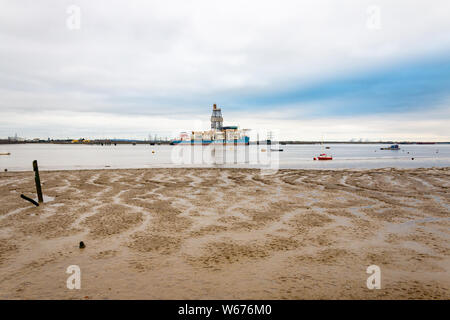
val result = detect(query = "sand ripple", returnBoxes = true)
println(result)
[0,167,448,299]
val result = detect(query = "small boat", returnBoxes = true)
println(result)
[0,152,11,156]
[314,136,332,160]
[380,144,400,150]
[270,148,283,152]
[315,153,333,160]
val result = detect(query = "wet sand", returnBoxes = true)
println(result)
[0,167,449,299]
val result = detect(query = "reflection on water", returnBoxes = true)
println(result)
[171,144,279,168]
[0,143,449,171]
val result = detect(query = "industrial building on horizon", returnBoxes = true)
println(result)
[171,104,250,145]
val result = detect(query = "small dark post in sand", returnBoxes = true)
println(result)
[33,160,43,203]
[20,194,39,206]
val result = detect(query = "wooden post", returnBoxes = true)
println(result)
[20,194,39,207]
[33,160,43,203]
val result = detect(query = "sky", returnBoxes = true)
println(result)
[0,0,449,141]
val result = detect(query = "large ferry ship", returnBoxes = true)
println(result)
[171,104,250,145]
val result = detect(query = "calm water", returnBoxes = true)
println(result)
[1,143,449,171]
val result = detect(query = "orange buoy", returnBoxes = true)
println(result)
[313,157,317,160]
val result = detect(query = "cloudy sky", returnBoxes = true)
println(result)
[1,0,449,141]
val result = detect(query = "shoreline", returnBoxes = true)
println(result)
[0,167,449,299]
[2,165,450,174]
[2,141,450,145]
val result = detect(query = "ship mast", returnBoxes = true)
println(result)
[210,104,223,130]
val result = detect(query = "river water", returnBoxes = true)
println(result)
[1,143,449,171]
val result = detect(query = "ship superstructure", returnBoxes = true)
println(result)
[210,104,223,130]
[172,104,250,145]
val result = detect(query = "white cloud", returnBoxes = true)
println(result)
[0,0,449,139]
[1,105,448,141]
[237,107,450,141]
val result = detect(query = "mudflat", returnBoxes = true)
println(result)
[0,167,449,299]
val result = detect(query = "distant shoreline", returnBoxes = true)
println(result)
[1,141,450,145]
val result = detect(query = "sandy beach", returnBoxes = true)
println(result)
[0,167,449,299]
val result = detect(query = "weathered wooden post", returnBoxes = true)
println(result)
[33,160,43,203]
[20,194,39,206]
